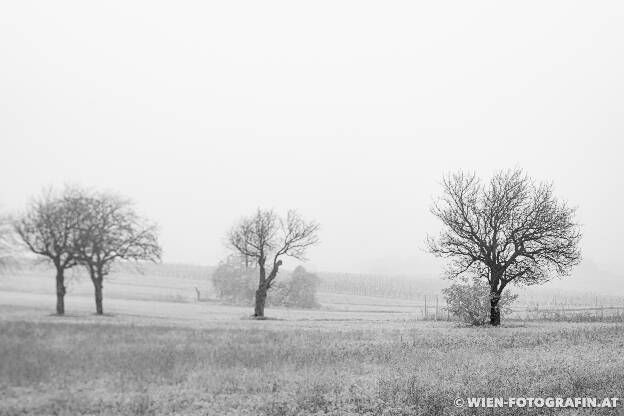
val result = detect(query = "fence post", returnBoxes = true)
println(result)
[424,295,427,320]
[435,296,439,321]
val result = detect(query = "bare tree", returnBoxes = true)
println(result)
[13,188,83,315]
[227,209,319,318]
[73,191,161,315]
[427,169,581,326]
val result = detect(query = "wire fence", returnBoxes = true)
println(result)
[418,295,624,323]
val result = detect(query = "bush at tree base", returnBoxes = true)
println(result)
[270,265,321,308]
[442,280,518,325]
[211,257,256,303]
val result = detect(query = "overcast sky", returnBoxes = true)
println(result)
[1,1,623,275]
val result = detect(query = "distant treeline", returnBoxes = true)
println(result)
[318,272,445,299]
[118,262,215,280]
[4,257,215,281]
[317,271,624,307]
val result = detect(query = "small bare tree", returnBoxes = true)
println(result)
[428,169,581,326]
[73,191,161,315]
[13,188,84,314]
[227,209,319,318]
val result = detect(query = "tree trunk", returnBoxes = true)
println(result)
[55,269,65,315]
[94,279,103,315]
[490,290,501,326]
[254,287,267,318]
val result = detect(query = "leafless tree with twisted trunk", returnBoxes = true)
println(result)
[428,169,582,326]
[227,208,319,318]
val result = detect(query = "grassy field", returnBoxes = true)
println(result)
[1,269,623,415]
[1,304,623,416]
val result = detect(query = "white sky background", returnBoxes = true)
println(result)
[1,1,623,275]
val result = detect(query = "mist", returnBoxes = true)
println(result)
[1,1,623,275]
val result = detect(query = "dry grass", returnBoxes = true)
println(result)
[1,307,623,415]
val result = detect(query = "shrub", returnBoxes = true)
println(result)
[443,280,518,325]
[211,256,256,304]
[271,266,321,309]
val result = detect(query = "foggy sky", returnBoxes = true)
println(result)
[1,1,623,275]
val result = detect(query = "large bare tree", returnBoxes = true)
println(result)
[73,191,161,315]
[428,169,581,325]
[13,188,84,314]
[227,209,319,318]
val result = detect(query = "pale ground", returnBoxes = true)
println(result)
[0,270,426,329]
[1,269,621,326]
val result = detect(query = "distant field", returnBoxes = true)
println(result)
[0,269,425,320]
[2,267,623,322]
